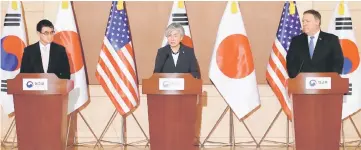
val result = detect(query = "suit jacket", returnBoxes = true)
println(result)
[286,31,344,78]
[20,42,71,79]
[153,43,200,79]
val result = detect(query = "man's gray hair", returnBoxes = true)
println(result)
[165,23,185,37]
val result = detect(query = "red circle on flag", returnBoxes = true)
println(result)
[182,35,193,48]
[216,34,254,79]
[53,31,84,74]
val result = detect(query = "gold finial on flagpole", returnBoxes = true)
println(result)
[62,1,69,9]
[11,1,18,10]
[289,1,295,15]
[117,1,124,10]
[338,1,345,15]
[178,1,185,9]
[231,1,238,14]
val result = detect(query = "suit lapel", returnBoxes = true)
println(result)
[175,48,184,70]
[167,48,176,69]
[47,43,54,73]
[35,42,45,73]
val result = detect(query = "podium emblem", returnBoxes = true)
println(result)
[23,78,48,91]
[26,81,33,88]
[159,78,184,90]
[305,77,331,89]
[309,79,317,87]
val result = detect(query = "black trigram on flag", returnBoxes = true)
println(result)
[335,17,352,30]
[4,13,21,27]
[172,13,188,26]
[1,80,7,92]
[344,83,352,95]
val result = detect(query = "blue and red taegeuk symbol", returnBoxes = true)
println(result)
[340,39,360,75]
[0,35,25,71]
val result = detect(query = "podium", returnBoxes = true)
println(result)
[7,73,74,150]
[142,73,202,150]
[287,72,349,150]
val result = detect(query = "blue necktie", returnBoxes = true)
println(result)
[309,36,315,58]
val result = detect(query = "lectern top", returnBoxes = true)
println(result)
[287,72,349,95]
[7,73,74,95]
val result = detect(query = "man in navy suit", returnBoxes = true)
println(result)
[153,23,200,79]
[20,19,70,79]
[286,9,344,78]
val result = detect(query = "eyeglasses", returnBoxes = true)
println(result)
[40,31,55,36]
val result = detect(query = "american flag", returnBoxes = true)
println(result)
[266,1,302,120]
[95,1,139,115]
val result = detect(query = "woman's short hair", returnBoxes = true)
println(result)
[165,23,185,37]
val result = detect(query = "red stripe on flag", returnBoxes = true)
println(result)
[272,43,287,70]
[125,44,134,57]
[116,48,138,92]
[102,46,138,106]
[124,44,138,85]
[95,71,126,115]
[98,57,134,110]
[268,57,287,87]
[266,71,292,119]
[266,42,292,119]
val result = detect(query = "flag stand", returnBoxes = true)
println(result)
[257,108,293,148]
[66,111,104,149]
[341,116,361,147]
[201,106,258,147]
[258,109,361,149]
[93,109,149,148]
[1,118,17,149]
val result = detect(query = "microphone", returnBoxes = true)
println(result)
[161,53,169,72]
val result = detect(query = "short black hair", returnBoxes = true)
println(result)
[303,9,322,25]
[36,19,54,32]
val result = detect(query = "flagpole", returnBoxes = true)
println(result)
[229,110,235,146]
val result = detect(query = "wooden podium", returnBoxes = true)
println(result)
[288,72,349,150]
[142,73,202,150]
[7,73,74,150]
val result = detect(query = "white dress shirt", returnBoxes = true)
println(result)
[172,52,179,67]
[307,30,320,50]
[39,42,51,73]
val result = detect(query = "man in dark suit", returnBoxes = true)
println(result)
[154,23,200,79]
[20,19,70,79]
[286,9,344,78]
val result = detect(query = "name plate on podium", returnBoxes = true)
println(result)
[159,78,184,90]
[23,78,48,91]
[305,77,331,89]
